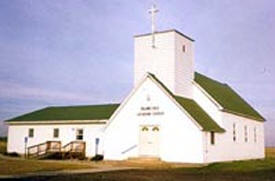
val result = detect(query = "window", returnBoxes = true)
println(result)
[152,126,159,131]
[210,131,215,145]
[28,128,34,138]
[233,123,236,142]
[141,127,149,131]
[244,126,248,142]
[53,128,59,138]
[254,127,257,143]
[76,129,84,140]
[182,45,186,52]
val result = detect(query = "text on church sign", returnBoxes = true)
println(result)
[137,106,164,116]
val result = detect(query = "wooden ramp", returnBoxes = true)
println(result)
[27,141,85,160]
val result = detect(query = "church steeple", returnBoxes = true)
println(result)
[135,29,195,100]
[134,5,194,98]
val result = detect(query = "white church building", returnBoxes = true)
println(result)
[6,7,265,163]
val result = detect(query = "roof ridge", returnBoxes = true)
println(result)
[50,103,120,108]
[6,104,121,122]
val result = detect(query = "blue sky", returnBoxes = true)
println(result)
[0,0,274,146]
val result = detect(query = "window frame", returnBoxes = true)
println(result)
[53,128,59,138]
[28,128,34,138]
[76,129,84,140]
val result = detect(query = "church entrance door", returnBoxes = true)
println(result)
[139,125,160,157]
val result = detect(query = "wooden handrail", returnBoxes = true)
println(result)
[27,141,61,158]
[27,140,85,159]
[62,141,85,152]
[28,141,61,150]
[62,141,73,151]
[61,140,86,159]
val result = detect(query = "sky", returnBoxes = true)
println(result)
[0,0,274,146]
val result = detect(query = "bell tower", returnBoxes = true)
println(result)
[134,5,194,98]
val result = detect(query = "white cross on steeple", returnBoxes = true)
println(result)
[148,4,159,34]
[148,4,159,48]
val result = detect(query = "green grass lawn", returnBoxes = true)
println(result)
[44,152,274,181]
[0,158,95,175]
[0,145,274,181]
[188,148,275,173]
[10,156,275,181]
[197,157,275,173]
[0,140,96,175]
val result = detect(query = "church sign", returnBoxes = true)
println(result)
[137,106,164,116]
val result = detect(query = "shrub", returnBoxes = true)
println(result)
[91,154,104,161]
[0,141,7,154]
[0,137,7,142]
[3,152,20,157]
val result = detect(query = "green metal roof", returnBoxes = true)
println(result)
[174,96,225,132]
[194,72,265,121]
[6,72,263,131]
[6,104,120,122]
[149,73,225,132]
